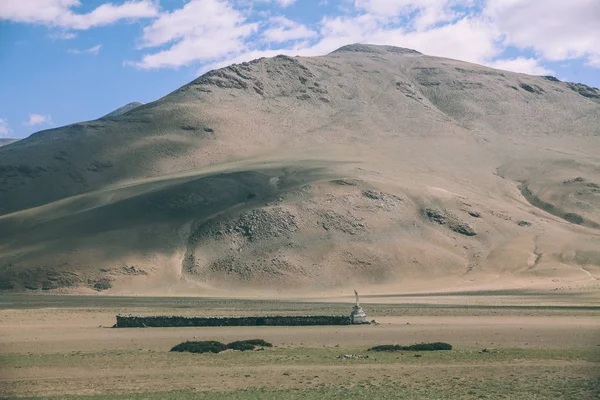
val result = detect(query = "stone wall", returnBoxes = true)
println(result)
[115,314,352,328]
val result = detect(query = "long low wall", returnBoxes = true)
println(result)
[115,314,353,328]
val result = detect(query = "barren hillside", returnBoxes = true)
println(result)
[1,44,599,295]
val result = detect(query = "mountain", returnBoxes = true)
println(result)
[101,101,144,118]
[0,139,18,147]
[1,44,599,294]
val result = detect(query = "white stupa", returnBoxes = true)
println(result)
[350,290,368,324]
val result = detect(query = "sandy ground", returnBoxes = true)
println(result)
[0,294,598,398]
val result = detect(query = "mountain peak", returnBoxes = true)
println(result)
[330,43,421,55]
[102,101,144,118]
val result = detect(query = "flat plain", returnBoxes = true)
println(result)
[1,292,598,399]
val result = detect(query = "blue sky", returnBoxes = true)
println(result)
[1,0,599,138]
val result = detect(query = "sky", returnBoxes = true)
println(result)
[1,0,599,139]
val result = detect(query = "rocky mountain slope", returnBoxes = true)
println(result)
[1,44,599,294]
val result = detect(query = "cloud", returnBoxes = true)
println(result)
[276,0,296,6]
[126,0,600,82]
[0,0,159,30]
[485,0,600,68]
[24,114,52,127]
[67,44,102,55]
[587,54,600,69]
[296,13,500,65]
[133,0,258,69]
[0,118,12,137]
[263,16,317,43]
[354,0,469,30]
[486,57,554,76]
[49,31,77,40]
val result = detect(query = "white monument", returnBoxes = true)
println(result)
[350,290,368,324]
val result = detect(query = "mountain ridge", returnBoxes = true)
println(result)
[1,44,599,294]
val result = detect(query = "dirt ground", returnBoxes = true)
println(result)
[0,294,599,399]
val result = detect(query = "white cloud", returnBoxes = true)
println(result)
[263,16,317,43]
[133,0,258,69]
[24,114,52,127]
[354,0,470,30]
[0,118,12,137]
[486,57,554,76]
[587,54,600,69]
[67,44,102,55]
[194,12,501,83]
[276,0,296,6]
[49,31,77,40]
[301,13,500,65]
[124,0,600,82]
[485,0,600,68]
[0,0,159,30]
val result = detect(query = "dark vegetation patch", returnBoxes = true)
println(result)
[226,341,256,351]
[91,279,112,291]
[468,211,481,218]
[180,125,198,131]
[331,178,359,186]
[369,342,452,352]
[235,339,273,347]
[542,76,560,82]
[297,94,311,100]
[228,339,273,351]
[567,82,600,99]
[171,341,227,354]
[449,81,485,90]
[171,339,273,354]
[519,83,544,94]
[563,213,584,225]
[455,67,505,77]
[517,220,532,227]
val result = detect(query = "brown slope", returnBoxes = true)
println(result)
[1,44,599,294]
